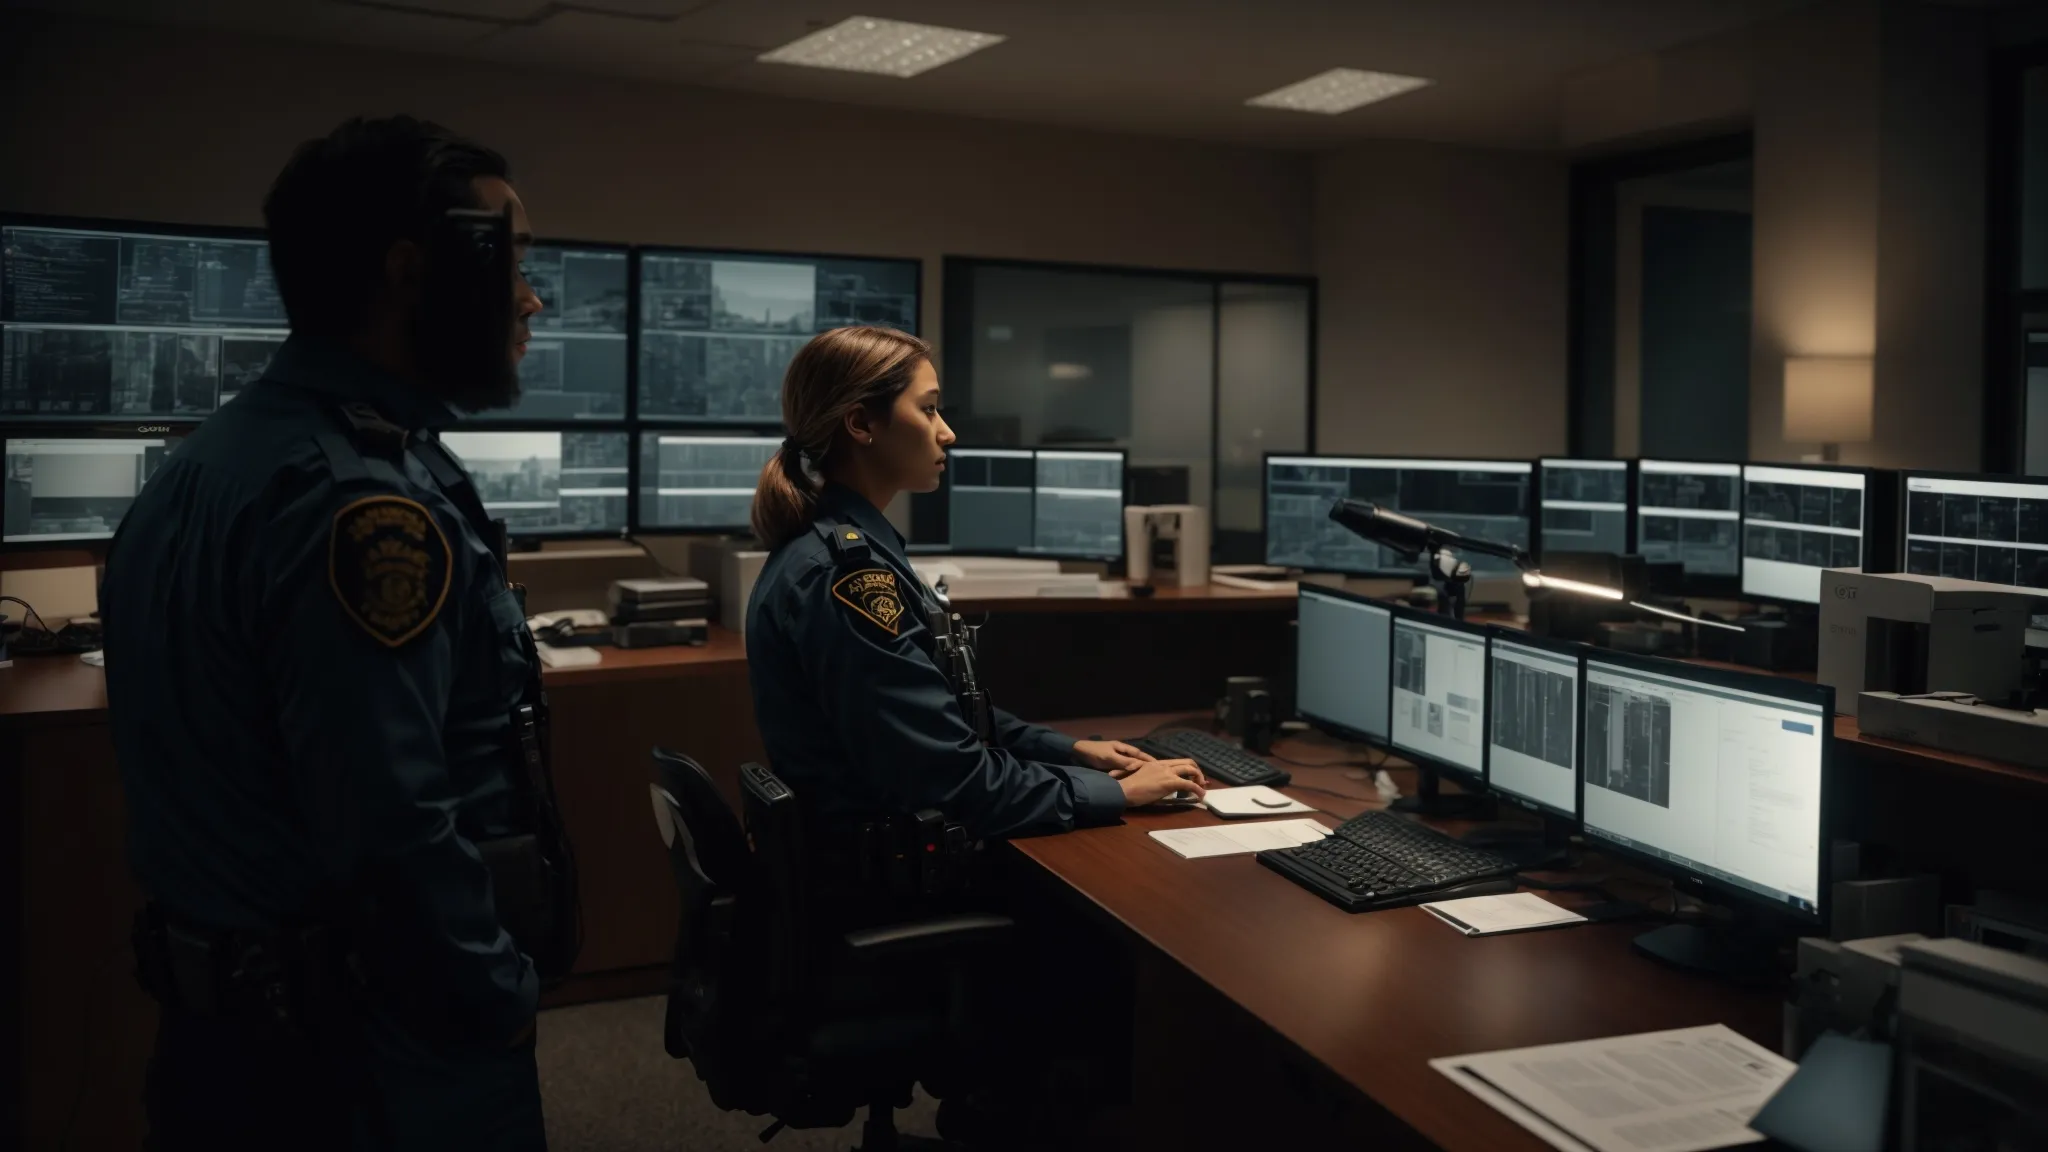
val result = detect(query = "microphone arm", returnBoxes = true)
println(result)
[1327,500,1529,568]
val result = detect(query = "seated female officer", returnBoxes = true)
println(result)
[744,325,1206,840]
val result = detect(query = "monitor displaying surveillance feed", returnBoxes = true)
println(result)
[1902,472,2048,592]
[2,220,289,421]
[3,433,181,544]
[439,430,630,538]
[473,244,629,423]
[1265,455,1532,577]
[1636,460,1742,582]
[636,249,919,425]
[635,432,780,531]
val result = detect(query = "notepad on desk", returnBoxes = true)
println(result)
[1421,892,1586,936]
[1149,818,1328,859]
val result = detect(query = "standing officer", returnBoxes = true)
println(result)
[101,115,569,1151]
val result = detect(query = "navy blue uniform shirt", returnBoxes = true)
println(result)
[744,482,1126,839]
[100,334,537,1046]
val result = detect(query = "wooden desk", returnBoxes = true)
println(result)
[1025,714,1778,1152]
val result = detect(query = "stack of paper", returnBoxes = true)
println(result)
[1432,1024,1797,1152]
[1148,818,1329,859]
[1420,892,1587,936]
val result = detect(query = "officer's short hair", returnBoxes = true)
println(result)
[263,115,511,340]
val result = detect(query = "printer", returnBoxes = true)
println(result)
[1123,504,1210,589]
[1817,570,2034,719]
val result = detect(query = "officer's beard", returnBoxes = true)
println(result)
[411,304,523,414]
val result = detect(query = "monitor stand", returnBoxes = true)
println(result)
[1388,769,1492,820]
[1631,919,1789,989]
[1460,816,1574,870]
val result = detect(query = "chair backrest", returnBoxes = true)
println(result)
[648,748,757,1071]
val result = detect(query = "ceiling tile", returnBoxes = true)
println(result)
[468,7,753,83]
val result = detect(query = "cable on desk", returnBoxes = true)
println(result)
[624,536,681,578]
[1143,714,1217,738]
[2,593,51,635]
[1268,751,1375,770]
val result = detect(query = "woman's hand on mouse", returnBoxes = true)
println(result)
[1117,759,1207,807]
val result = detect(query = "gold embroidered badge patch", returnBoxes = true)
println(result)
[832,568,905,636]
[328,495,453,647]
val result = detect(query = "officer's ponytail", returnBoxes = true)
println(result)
[753,325,933,550]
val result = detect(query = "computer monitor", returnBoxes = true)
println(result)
[1485,630,1581,821]
[1,217,289,422]
[1264,454,1533,577]
[1294,584,1393,745]
[469,242,628,423]
[439,430,629,539]
[2,430,182,546]
[907,447,1127,560]
[1025,449,1124,560]
[1580,650,1831,926]
[1740,464,1875,604]
[1902,471,2048,591]
[634,247,920,424]
[1538,458,1630,557]
[635,432,780,532]
[1636,459,1742,590]
[1388,608,1488,786]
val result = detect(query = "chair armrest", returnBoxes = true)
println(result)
[841,913,1014,963]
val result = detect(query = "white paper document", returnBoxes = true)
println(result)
[1148,818,1329,859]
[1202,785,1316,818]
[1421,892,1588,936]
[1431,1024,1797,1152]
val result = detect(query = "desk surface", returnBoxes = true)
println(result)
[1030,714,1780,1152]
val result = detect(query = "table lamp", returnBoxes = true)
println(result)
[1783,356,1873,464]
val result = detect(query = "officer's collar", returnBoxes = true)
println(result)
[816,482,907,556]
[264,334,460,433]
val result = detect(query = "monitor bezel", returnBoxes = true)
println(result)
[1292,581,1395,749]
[1633,457,1747,598]
[1260,450,1537,579]
[436,426,636,545]
[1481,626,1585,823]
[1384,602,1490,789]
[1535,457,1637,560]
[1897,468,2048,595]
[0,421,191,553]
[1738,461,1883,608]
[1577,647,1834,931]
[628,243,924,429]
[630,428,784,537]
[1,211,287,429]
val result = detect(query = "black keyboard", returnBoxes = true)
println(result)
[1126,729,1289,788]
[1257,810,1519,913]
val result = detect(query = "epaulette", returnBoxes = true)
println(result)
[813,520,874,567]
[334,401,411,458]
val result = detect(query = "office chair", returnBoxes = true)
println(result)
[648,749,1013,1151]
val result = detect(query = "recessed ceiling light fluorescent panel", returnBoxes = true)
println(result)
[1247,67,1431,114]
[759,16,1006,78]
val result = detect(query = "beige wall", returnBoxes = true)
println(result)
[1312,141,1570,458]
[0,9,1318,350]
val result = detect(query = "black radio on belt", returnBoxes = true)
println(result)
[855,809,975,900]
[926,605,991,741]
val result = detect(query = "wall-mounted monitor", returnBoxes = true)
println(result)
[635,432,779,532]
[470,242,628,423]
[1,217,289,423]
[1263,454,1533,577]
[1538,458,1630,557]
[439,429,629,539]
[1635,459,1742,591]
[635,247,920,425]
[2,428,184,546]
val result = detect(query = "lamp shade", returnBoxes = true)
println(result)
[1783,357,1873,444]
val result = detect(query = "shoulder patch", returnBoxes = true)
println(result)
[831,568,906,637]
[328,495,453,647]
